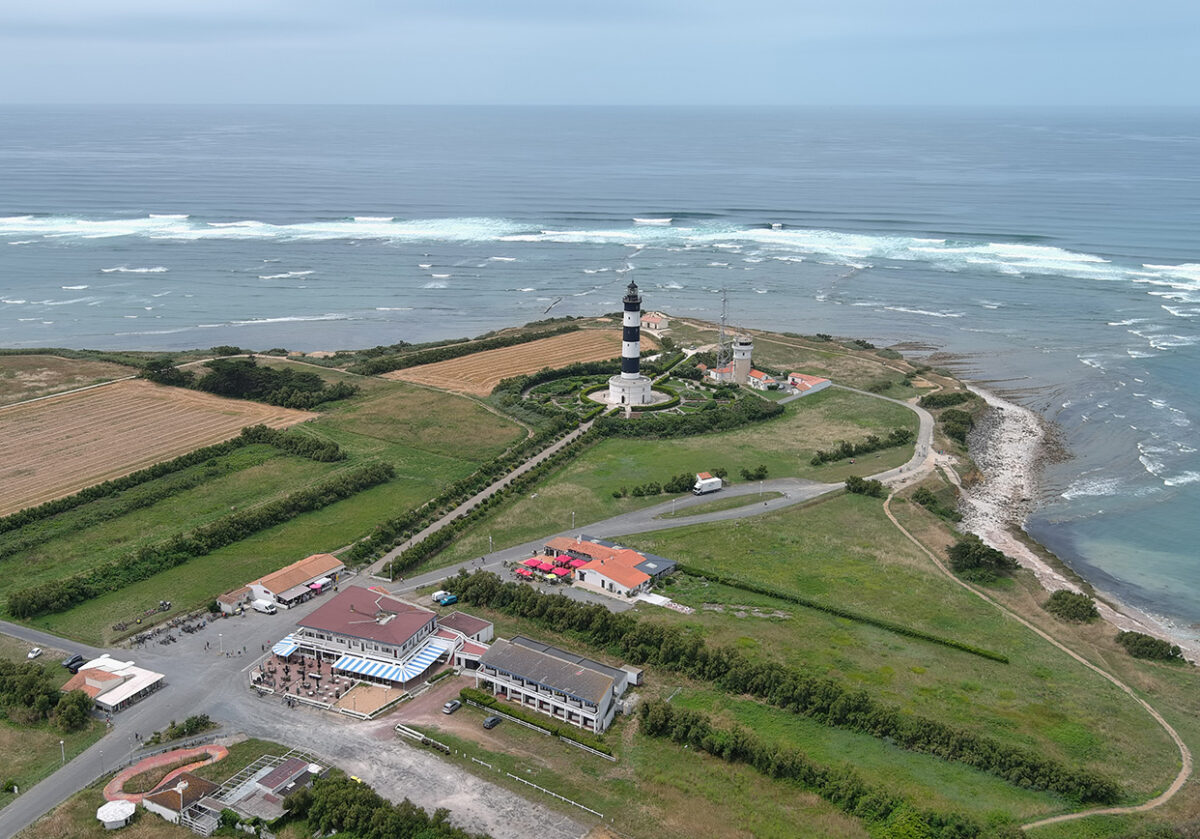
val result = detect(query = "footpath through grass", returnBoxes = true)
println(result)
[620,494,1178,802]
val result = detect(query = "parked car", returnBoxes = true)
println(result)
[442,700,462,715]
[437,594,458,607]
[62,653,85,672]
[482,715,502,730]
[26,647,42,660]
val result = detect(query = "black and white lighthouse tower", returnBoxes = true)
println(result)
[607,278,654,405]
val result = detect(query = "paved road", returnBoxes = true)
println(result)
[0,383,940,837]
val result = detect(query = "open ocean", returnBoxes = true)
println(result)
[1,106,1197,637]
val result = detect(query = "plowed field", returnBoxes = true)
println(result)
[383,330,657,395]
[0,379,314,516]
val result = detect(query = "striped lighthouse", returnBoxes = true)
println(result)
[607,278,654,405]
[620,279,642,379]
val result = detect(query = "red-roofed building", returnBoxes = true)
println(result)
[786,372,832,396]
[543,535,673,598]
[295,588,436,664]
[640,313,669,332]
[746,369,778,391]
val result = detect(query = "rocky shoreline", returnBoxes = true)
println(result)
[958,384,1200,663]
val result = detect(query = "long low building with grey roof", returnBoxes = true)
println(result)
[475,637,638,733]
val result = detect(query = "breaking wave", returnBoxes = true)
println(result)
[100,265,169,274]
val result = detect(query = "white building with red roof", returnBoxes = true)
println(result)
[787,372,832,396]
[543,535,676,599]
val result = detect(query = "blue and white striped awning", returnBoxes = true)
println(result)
[272,635,300,657]
[333,639,451,685]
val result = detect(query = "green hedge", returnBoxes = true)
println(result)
[919,391,975,409]
[629,385,680,412]
[460,687,613,754]
[639,700,993,839]
[676,565,1009,663]
[6,461,394,619]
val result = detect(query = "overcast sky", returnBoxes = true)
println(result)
[1,0,1196,106]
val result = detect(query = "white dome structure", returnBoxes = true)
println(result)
[96,799,136,830]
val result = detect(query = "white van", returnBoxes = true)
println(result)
[430,590,450,603]
[252,599,278,615]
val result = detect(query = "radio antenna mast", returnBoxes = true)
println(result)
[716,288,731,370]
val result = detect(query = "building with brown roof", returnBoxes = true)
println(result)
[142,772,219,825]
[437,611,494,643]
[61,654,165,713]
[544,535,675,598]
[249,553,344,607]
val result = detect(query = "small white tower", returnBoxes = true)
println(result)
[732,333,753,384]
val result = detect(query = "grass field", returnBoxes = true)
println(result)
[420,387,916,570]
[5,375,523,644]
[657,491,784,518]
[0,379,315,516]
[0,355,134,407]
[414,699,870,839]
[383,329,656,396]
[620,493,1178,801]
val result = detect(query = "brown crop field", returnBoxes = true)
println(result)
[0,354,135,407]
[0,379,314,516]
[383,329,657,395]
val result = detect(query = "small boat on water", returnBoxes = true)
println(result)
[633,217,672,225]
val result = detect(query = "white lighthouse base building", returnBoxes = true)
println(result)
[607,373,654,406]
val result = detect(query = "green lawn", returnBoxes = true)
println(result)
[420,387,917,570]
[619,494,1178,801]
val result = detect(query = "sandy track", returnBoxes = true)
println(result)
[384,331,655,396]
[0,379,314,516]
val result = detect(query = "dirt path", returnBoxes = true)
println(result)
[880,494,1192,832]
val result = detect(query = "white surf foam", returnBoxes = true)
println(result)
[2,298,27,305]
[101,266,169,274]
[258,270,314,280]
[883,306,964,318]
[423,281,448,289]
[61,285,89,290]
[375,307,413,311]
[489,256,517,262]
[1165,471,1200,487]
[229,313,351,326]
[353,216,394,222]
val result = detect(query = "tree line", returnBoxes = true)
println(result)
[919,392,976,409]
[443,570,1119,804]
[810,427,915,465]
[143,356,358,409]
[348,324,581,376]
[344,419,577,566]
[595,392,784,438]
[639,699,1002,839]
[0,425,345,538]
[7,462,394,618]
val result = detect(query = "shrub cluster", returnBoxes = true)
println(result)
[617,473,696,498]
[740,464,769,481]
[811,427,914,465]
[912,486,963,522]
[7,462,394,618]
[239,424,345,461]
[443,571,1119,804]
[947,534,1019,583]
[283,773,489,839]
[919,391,976,409]
[348,324,581,376]
[940,407,975,444]
[345,420,577,566]
[629,385,680,412]
[1116,631,1184,662]
[676,565,1008,663]
[459,687,613,754]
[144,357,358,409]
[845,476,886,497]
[639,700,993,838]
[0,660,93,731]
[1044,590,1100,622]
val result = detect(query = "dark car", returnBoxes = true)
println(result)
[482,715,502,730]
[62,653,85,672]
